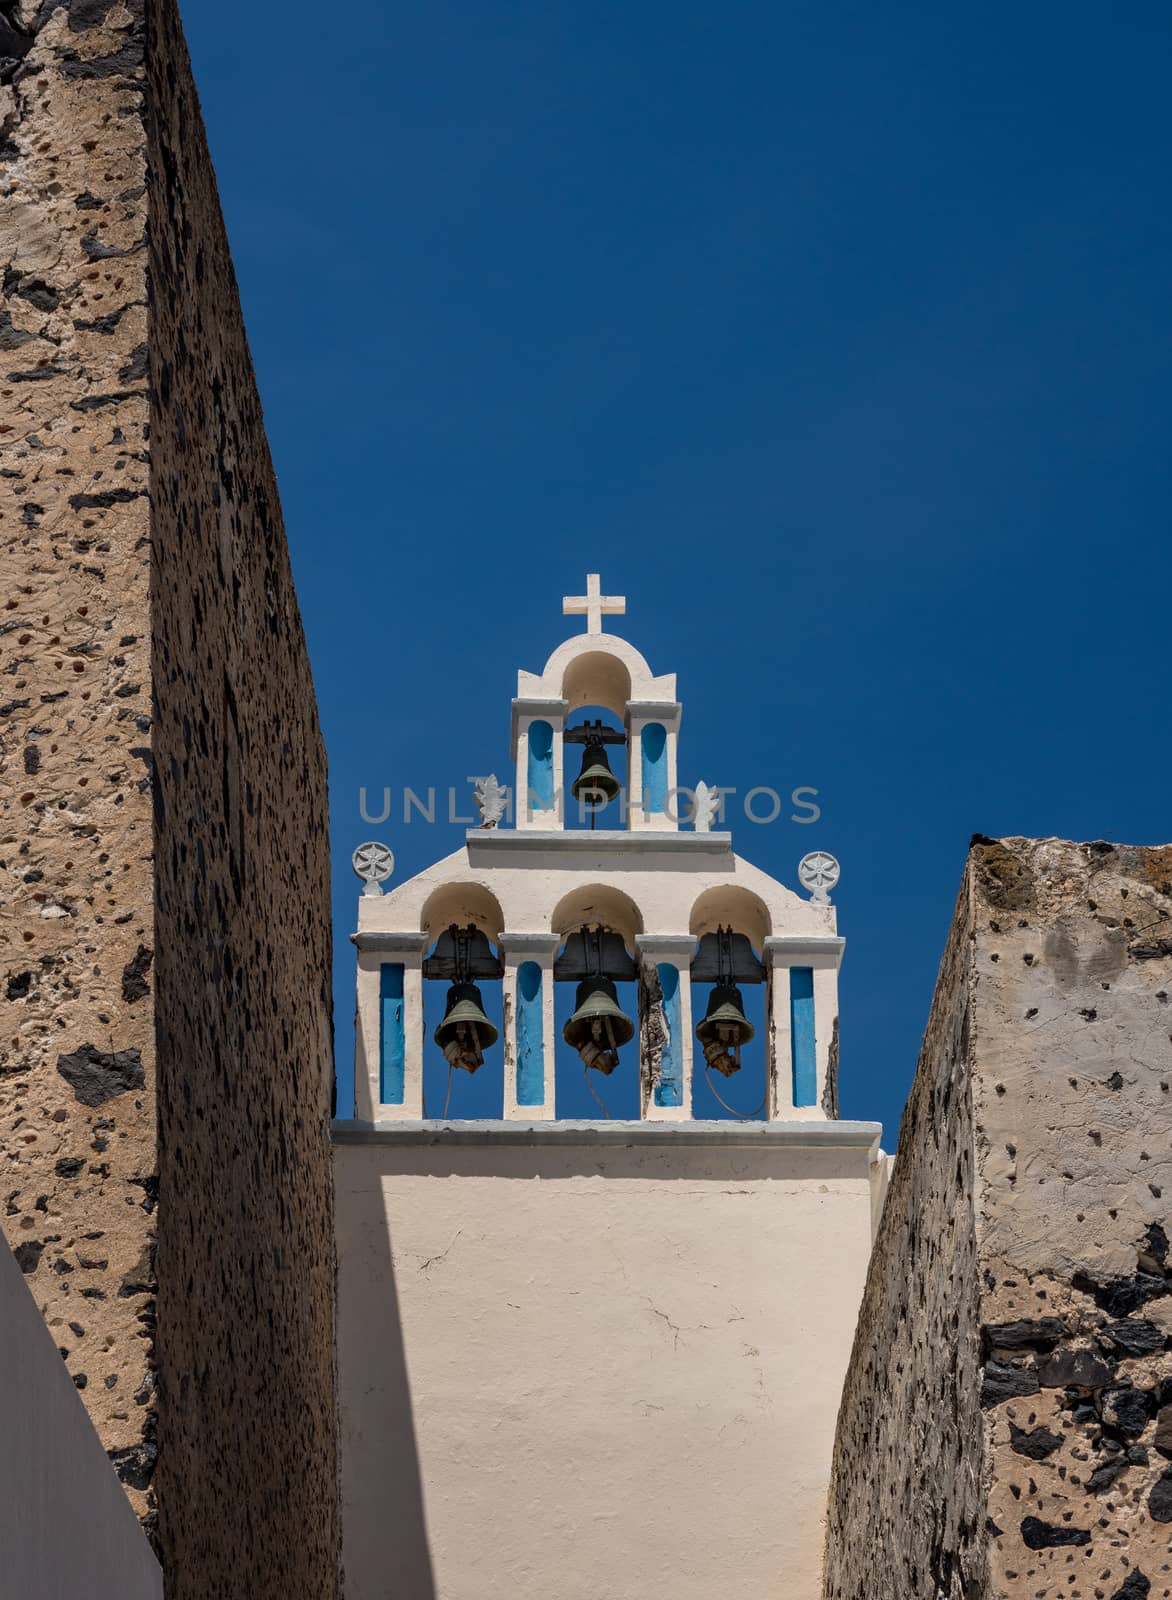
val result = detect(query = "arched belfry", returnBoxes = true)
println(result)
[350,574,845,1123]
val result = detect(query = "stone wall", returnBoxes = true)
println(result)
[823,882,988,1600]
[0,2,339,1593]
[0,0,157,1524]
[825,838,1172,1600]
[146,0,339,1591]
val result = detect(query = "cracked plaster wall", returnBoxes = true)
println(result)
[336,1136,880,1600]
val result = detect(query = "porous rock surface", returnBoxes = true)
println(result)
[0,1,339,1593]
[825,838,1172,1600]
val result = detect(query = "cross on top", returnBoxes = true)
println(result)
[562,572,626,635]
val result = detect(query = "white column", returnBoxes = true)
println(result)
[636,934,696,1121]
[762,935,845,1121]
[625,701,681,834]
[351,931,429,1121]
[500,933,561,1120]
[512,696,567,830]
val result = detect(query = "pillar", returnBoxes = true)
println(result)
[762,935,845,1119]
[636,935,696,1120]
[626,701,681,832]
[352,932,429,1120]
[512,697,567,829]
[499,934,560,1119]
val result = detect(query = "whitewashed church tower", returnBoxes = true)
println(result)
[350,574,844,1126]
[335,579,884,1600]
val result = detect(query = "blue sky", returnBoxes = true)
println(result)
[184,2,1172,1140]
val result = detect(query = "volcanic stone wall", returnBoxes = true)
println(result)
[146,0,338,1592]
[0,0,157,1526]
[825,838,1172,1600]
[0,2,339,1594]
[823,880,989,1600]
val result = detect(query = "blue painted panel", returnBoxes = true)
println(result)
[516,961,545,1106]
[527,720,554,811]
[380,964,406,1105]
[641,722,667,816]
[654,962,683,1107]
[790,967,817,1107]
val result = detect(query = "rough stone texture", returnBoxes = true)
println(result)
[147,1,339,1592]
[825,838,1172,1600]
[823,880,989,1600]
[0,0,157,1528]
[1,1,339,1593]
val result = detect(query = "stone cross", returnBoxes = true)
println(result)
[562,572,626,635]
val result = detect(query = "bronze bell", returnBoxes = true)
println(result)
[695,983,754,1077]
[570,737,622,809]
[563,977,635,1074]
[434,981,498,1073]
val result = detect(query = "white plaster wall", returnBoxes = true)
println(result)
[336,1125,881,1600]
[0,1239,162,1599]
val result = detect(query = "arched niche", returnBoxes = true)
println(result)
[562,650,632,718]
[551,883,644,952]
[420,882,505,948]
[688,885,771,956]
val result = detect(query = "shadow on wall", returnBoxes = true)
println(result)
[339,1192,436,1600]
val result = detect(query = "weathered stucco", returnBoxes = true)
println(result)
[1,1,339,1593]
[336,1123,884,1600]
[825,838,1172,1600]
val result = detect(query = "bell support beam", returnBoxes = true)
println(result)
[351,931,429,1120]
[511,697,567,830]
[499,934,561,1120]
[635,934,696,1121]
[626,701,681,834]
[762,936,845,1120]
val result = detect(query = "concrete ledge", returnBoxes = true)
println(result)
[332,1118,882,1149]
[349,930,430,953]
[466,829,733,855]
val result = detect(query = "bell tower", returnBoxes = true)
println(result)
[335,578,883,1600]
[350,573,845,1121]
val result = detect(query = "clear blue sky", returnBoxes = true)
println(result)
[184,2,1171,1140]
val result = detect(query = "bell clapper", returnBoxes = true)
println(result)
[562,973,635,1079]
[695,960,762,1117]
[433,974,499,1115]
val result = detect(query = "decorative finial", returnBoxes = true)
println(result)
[352,840,395,897]
[691,781,719,833]
[563,572,626,635]
[472,774,509,828]
[798,851,840,905]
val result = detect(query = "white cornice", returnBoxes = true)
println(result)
[466,829,732,858]
[763,935,846,968]
[350,931,430,953]
[332,1118,882,1150]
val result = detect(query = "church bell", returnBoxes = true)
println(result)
[434,981,499,1072]
[562,976,635,1074]
[570,737,622,809]
[695,983,754,1077]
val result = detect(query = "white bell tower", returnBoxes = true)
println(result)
[349,573,845,1124]
[335,576,884,1600]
